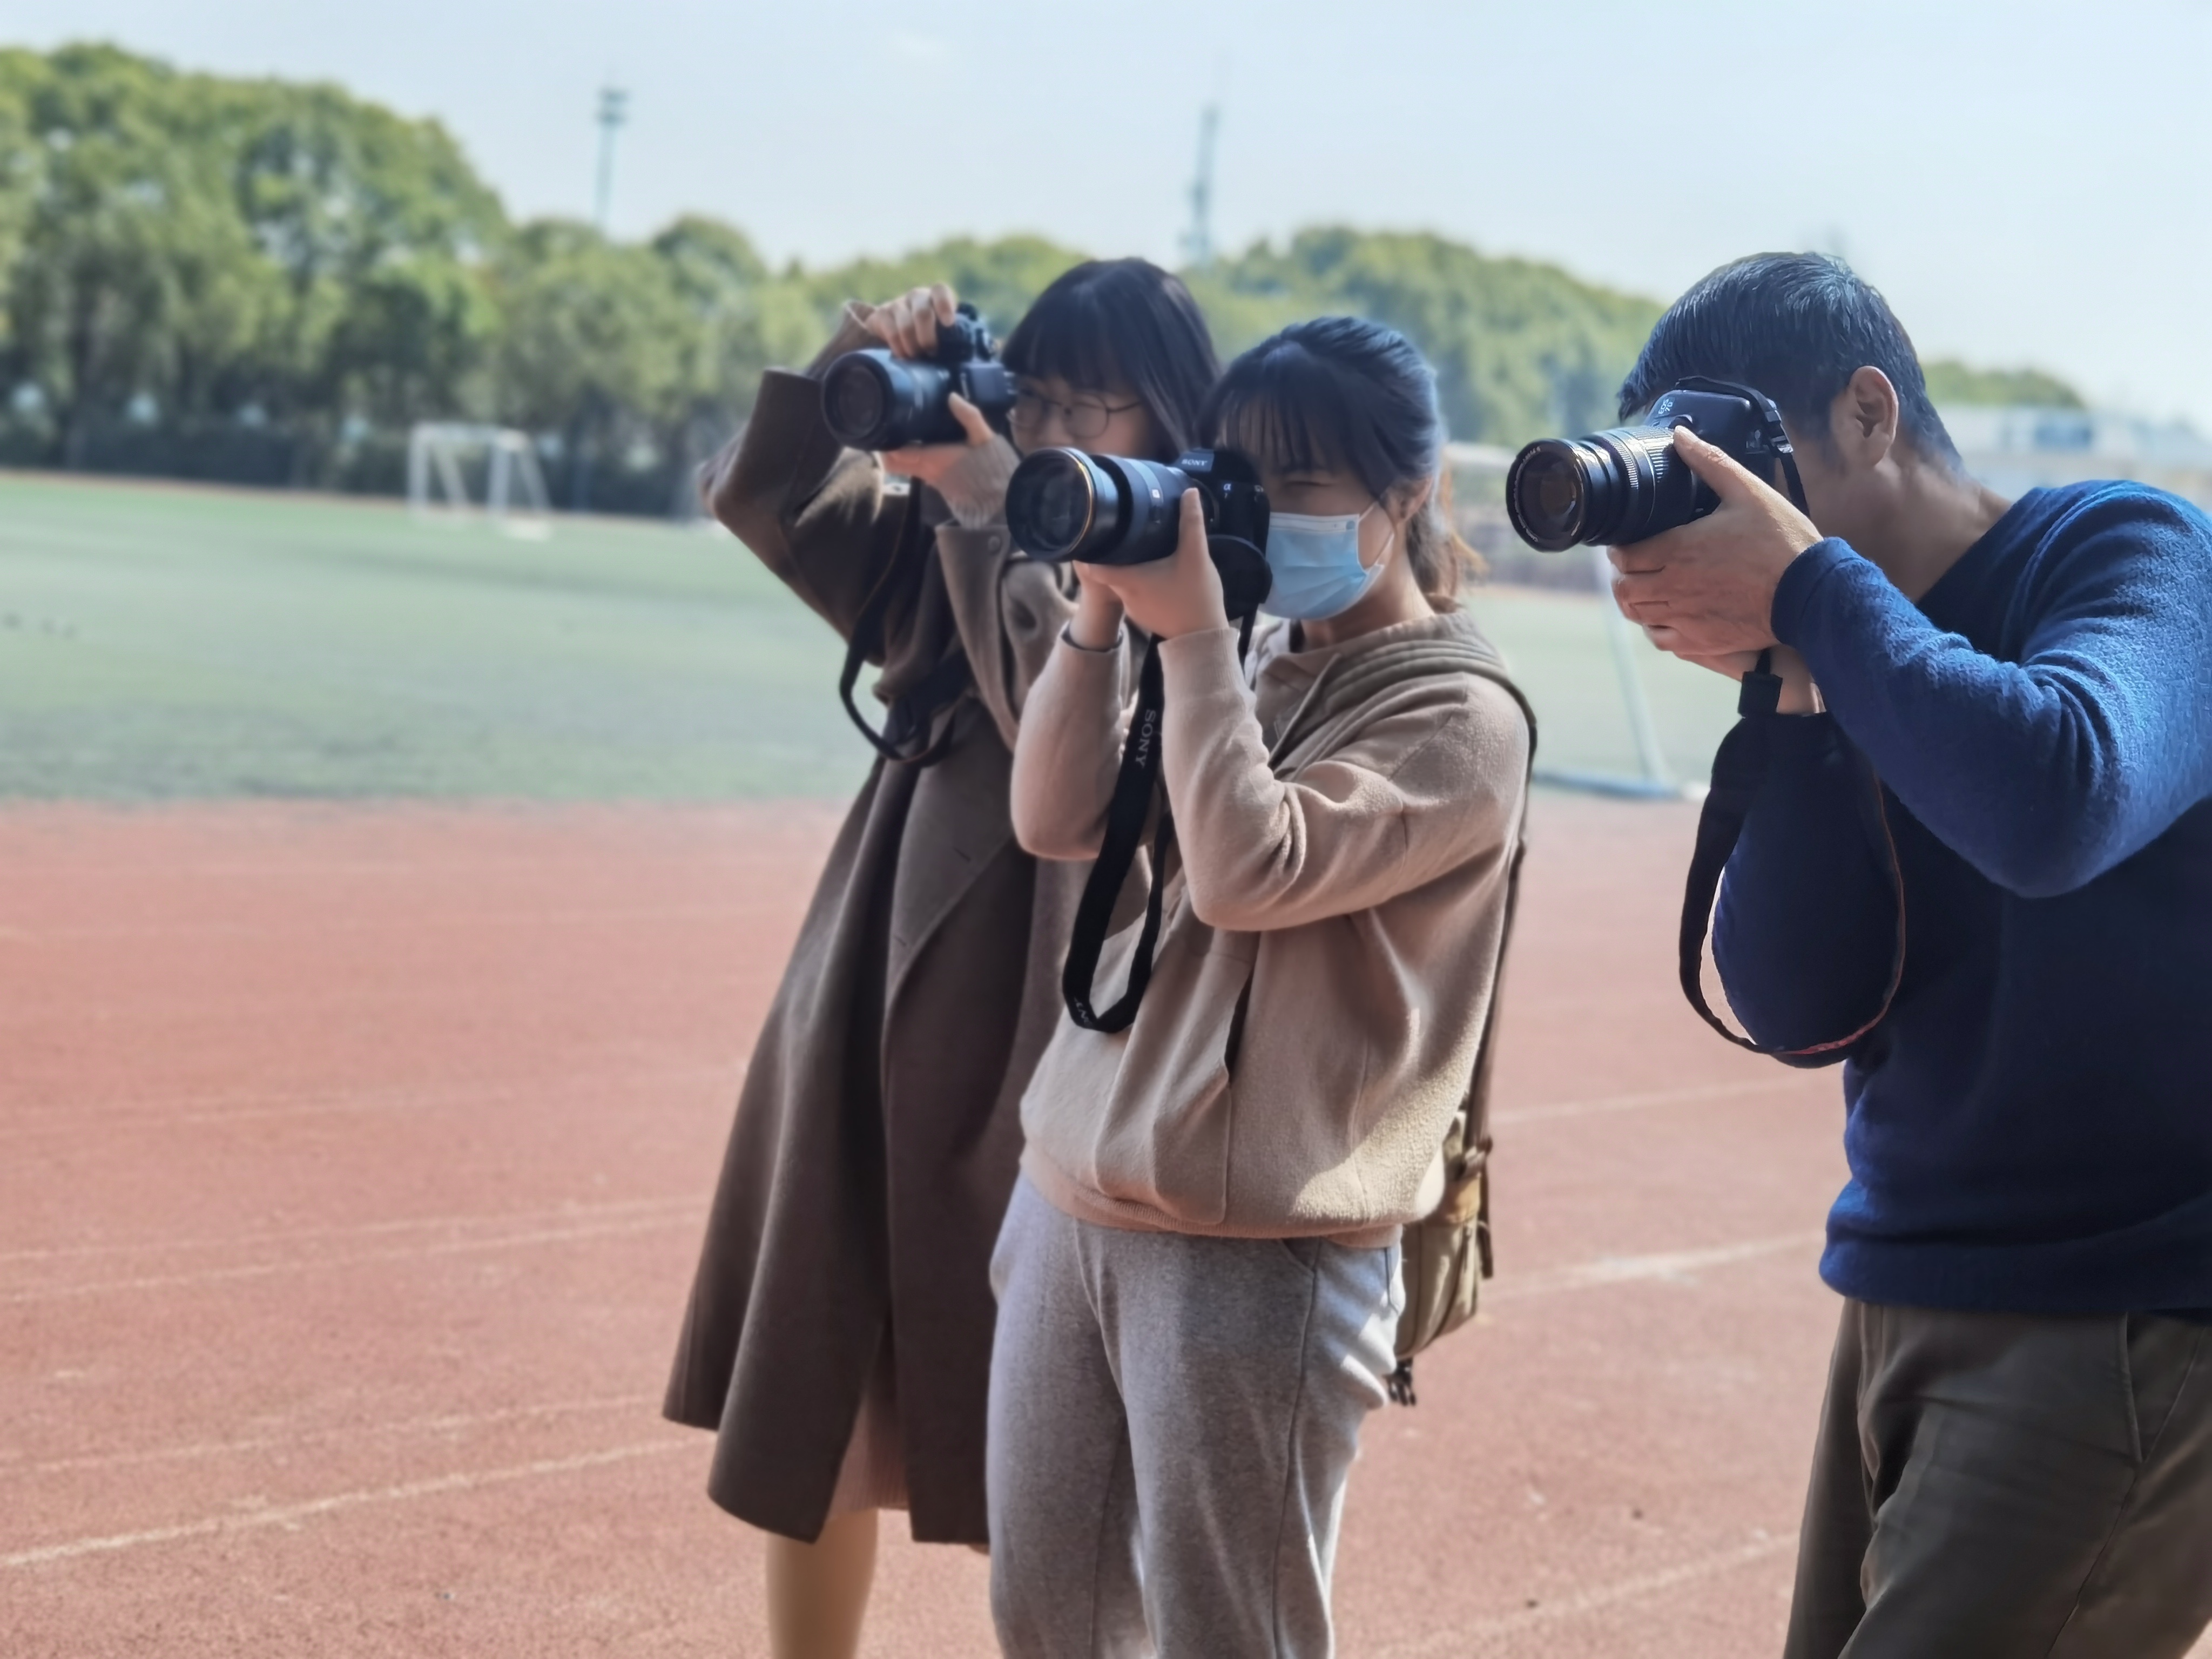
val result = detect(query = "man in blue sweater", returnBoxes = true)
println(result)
[1608,253,2212,1657]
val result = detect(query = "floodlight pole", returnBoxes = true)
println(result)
[595,85,629,233]
[1183,104,1219,268]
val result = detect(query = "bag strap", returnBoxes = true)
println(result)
[838,490,969,768]
[1677,651,1908,1058]
[1381,662,1533,1408]
[1455,663,1536,1277]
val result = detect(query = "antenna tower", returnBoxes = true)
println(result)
[1183,103,1219,268]
[595,85,629,233]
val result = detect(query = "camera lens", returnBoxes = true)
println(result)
[1506,426,1708,551]
[1507,439,1618,552]
[1007,449,1118,559]
[1507,442,1596,551]
[823,356,891,447]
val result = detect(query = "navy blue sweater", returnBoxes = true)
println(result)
[1714,481,2212,1315]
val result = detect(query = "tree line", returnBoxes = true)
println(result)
[0,44,2080,515]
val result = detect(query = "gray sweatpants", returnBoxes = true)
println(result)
[1786,1299,2212,1658]
[986,1177,1401,1658]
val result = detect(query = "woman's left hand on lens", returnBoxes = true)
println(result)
[1078,490,1228,639]
[880,394,995,487]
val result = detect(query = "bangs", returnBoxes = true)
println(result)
[997,259,1220,458]
[1210,341,1403,498]
[1001,280,1128,394]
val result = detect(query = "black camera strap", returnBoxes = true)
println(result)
[1061,636,1173,1031]
[1062,609,1259,1031]
[1677,650,1910,1059]
[839,490,967,768]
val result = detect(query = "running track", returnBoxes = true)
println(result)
[5,798,2191,1656]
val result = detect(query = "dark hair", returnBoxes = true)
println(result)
[1203,315,1473,610]
[1619,252,1959,466]
[1001,259,1219,461]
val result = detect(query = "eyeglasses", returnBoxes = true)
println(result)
[1008,385,1144,443]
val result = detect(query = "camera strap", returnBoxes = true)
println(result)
[839,490,968,768]
[1061,636,1174,1031]
[1062,610,1259,1032]
[1677,650,1909,1058]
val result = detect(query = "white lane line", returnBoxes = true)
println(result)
[1494,1074,1825,1127]
[1,1393,662,1480]
[2,1214,702,1305]
[7,1219,1818,1310]
[1372,1530,1794,1656]
[0,1061,742,1138]
[0,1194,705,1267]
[0,1439,694,1569]
[0,904,754,943]
[1491,1231,1826,1300]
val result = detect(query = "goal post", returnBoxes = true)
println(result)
[1446,441,1691,800]
[407,423,553,538]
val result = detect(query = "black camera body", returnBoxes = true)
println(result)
[820,302,1019,450]
[1004,447,1274,616]
[1505,378,1799,551]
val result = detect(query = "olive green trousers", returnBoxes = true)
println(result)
[1786,1299,2212,1658]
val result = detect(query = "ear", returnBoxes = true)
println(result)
[1386,475,1435,525]
[1828,366,1900,473]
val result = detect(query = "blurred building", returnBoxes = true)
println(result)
[1943,404,2212,508]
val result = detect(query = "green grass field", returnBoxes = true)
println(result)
[0,473,1738,801]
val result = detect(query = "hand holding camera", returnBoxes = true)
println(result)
[859,286,994,483]
[1074,489,1229,641]
[1606,426,1822,660]
[822,285,1018,454]
[1004,446,1273,623]
[860,282,961,360]
[1501,377,1822,673]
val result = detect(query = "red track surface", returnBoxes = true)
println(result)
[6,797,2176,1656]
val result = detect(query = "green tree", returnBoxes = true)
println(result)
[1199,229,1664,445]
[800,233,1091,347]
[213,75,507,458]
[0,51,39,369]
[491,218,700,505]
[3,46,275,464]
[652,215,816,419]
[1923,359,2085,408]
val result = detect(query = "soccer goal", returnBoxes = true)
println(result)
[406,423,554,539]
[1446,442,1691,800]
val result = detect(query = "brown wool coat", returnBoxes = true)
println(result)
[662,336,1090,1545]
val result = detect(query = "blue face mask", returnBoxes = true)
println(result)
[1262,504,1387,621]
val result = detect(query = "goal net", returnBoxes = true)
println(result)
[407,424,554,539]
[1447,442,1694,800]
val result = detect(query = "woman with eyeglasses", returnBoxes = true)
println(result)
[666,259,1218,1659]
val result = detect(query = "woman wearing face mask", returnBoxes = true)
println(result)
[990,316,1533,1657]
[669,260,1218,1659]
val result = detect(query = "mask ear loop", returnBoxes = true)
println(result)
[1358,500,1395,574]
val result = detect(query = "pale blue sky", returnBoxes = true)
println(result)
[14,0,2212,425]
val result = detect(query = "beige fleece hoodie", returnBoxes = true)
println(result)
[1011,605,1530,1246]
